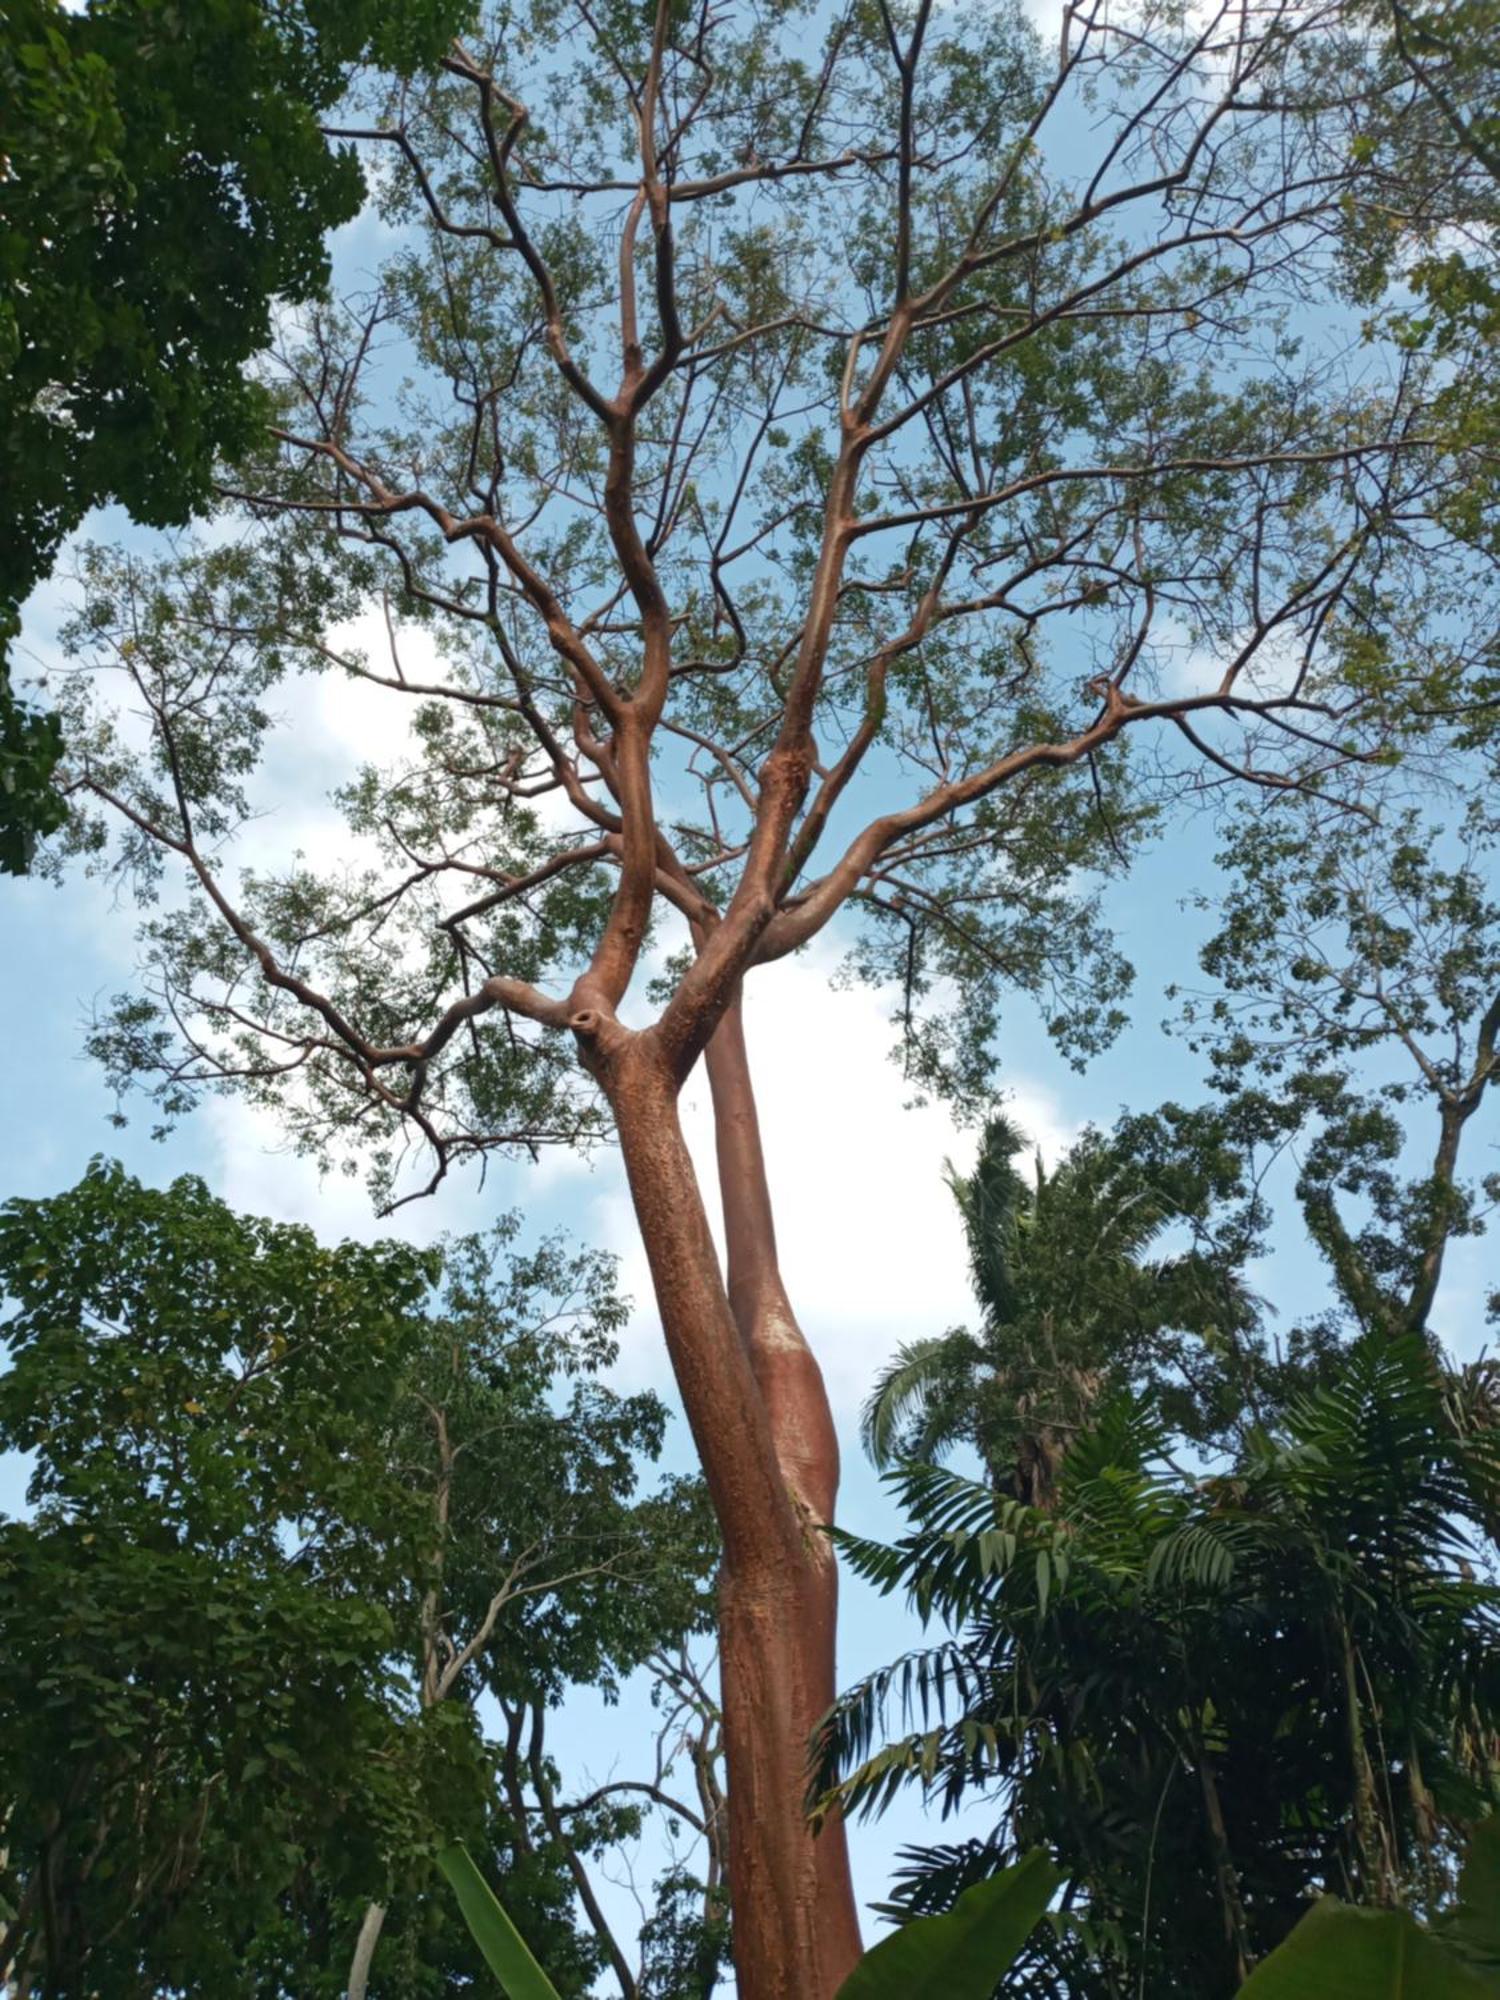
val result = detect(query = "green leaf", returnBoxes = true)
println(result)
[834,1850,1060,2000]
[437,1842,563,1999]
[1239,1900,1500,1998]
[1439,1820,1500,1970]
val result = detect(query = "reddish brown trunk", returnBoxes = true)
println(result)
[602,1018,861,2000]
[705,997,842,1521]
[706,995,862,1988]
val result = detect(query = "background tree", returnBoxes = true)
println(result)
[865,780,1500,1516]
[1178,796,1500,1343]
[476,1639,732,2000]
[822,1332,1500,1998]
[0,1163,715,1998]
[0,0,474,872]
[1327,0,1500,715]
[352,1226,722,2000]
[862,1105,1261,1503]
[36,1,1500,1988]
[828,789,1500,1994]
[1342,0,1500,345]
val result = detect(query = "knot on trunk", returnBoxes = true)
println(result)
[568,1002,637,1080]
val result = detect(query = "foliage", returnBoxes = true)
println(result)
[22,3,1500,1985]
[0,626,65,873]
[1178,799,1500,1340]
[1338,0,1500,351]
[437,1844,1059,2000]
[862,1106,1264,1497]
[436,1843,563,2000]
[39,0,1500,1186]
[440,1832,1500,1999]
[822,1335,1500,1996]
[1238,1901,1499,1996]
[833,1851,1060,2000]
[842,786,1500,1993]
[0,0,474,871]
[1438,1816,1500,1974]
[636,1863,732,2000]
[1321,0,1500,678]
[0,1161,713,1996]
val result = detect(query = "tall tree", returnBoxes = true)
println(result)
[0,1164,714,1997]
[35,3,1500,1988]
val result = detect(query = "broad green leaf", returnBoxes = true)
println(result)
[1239,1899,1500,1998]
[834,1850,1060,2000]
[1439,1820,1500,1970]
[437,1842,563,2000]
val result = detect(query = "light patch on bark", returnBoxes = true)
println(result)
[755,1303,810,1354]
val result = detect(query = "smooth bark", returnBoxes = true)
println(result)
[345,1902,385,2000]
[600,1017,861,2000]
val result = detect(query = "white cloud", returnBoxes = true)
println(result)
[197,927,1073,1421]
[201,1095,446,1246]
[228,612,425,877]
[571,938,1076,1416]
[240,607,588,877]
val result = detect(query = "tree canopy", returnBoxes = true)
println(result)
[46,0,1500,1177]
[0,0,474,871]
[0,1162,715,1997]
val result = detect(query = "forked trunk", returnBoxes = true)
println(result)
[603,1016,861,2000]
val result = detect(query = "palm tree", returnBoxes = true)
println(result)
[862,1110,1259,1504]
[822,1334,1500,1998]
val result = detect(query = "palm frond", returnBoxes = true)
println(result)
[860,1332,983,1470]
[835,1460,1055,1624]
[946,1114,1032,1326]
[810,1636,991,1817]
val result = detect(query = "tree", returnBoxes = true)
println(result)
[1325,0,1500,645]
[345,1224,720,1999]
[862,1106,1261,1502]
[37,2,1500,1988]
[1346,0,1500,286]
[1178,796,1500,1342]
[0,1163,715,1996]
[822,1335,1500,1998]
[0,0,475,872]
[864,793,1500,1494]
[830,789,1500,1994]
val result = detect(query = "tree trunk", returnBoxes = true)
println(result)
[346,1902,385,2000]
[602,1015,861,2000]
[1187,1721,1251,1986]
[1406,1094,1472,1334]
